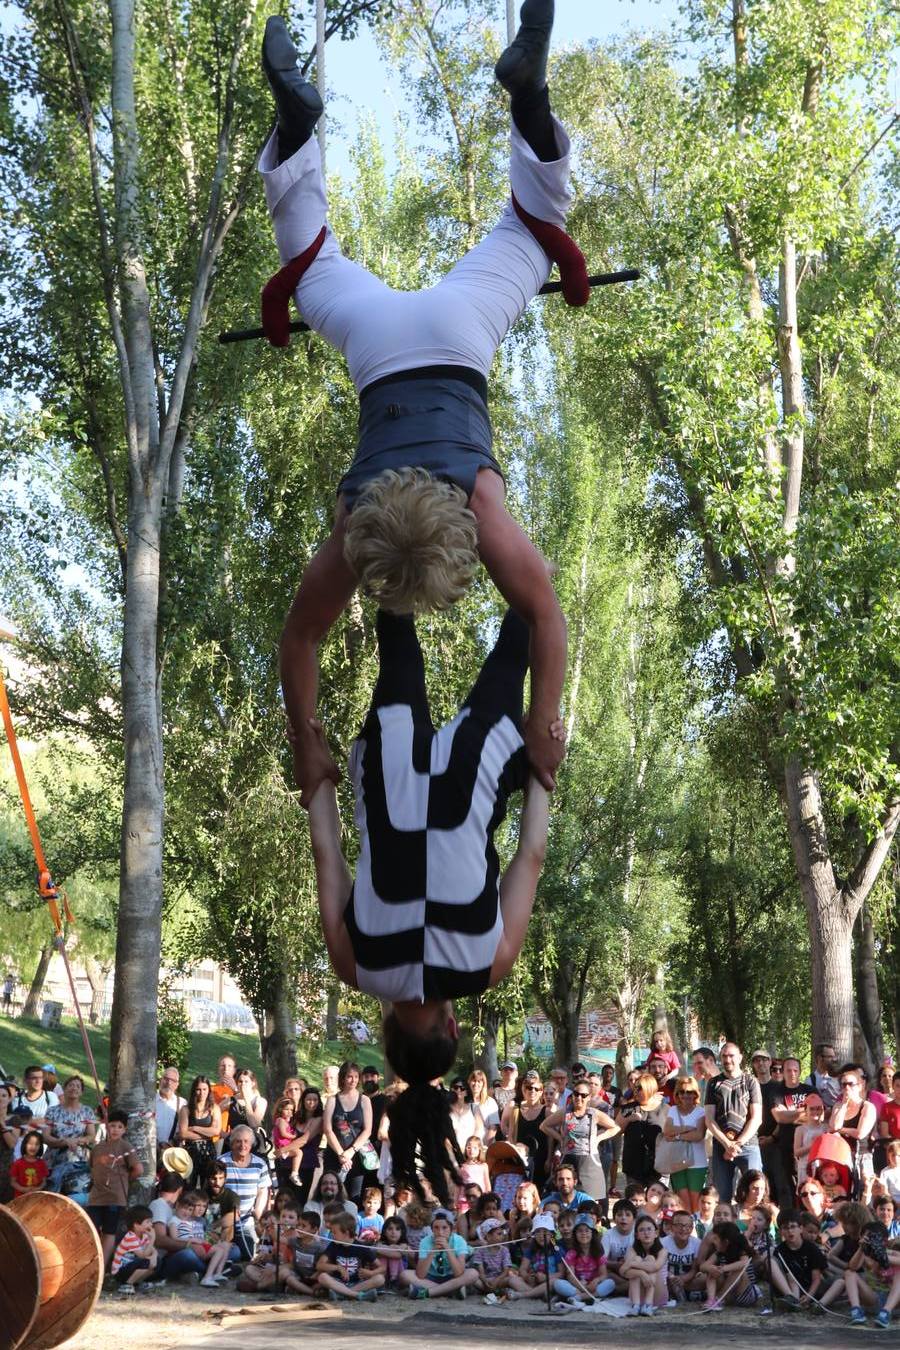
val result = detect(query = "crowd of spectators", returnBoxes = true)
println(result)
[2,1038,899,1324]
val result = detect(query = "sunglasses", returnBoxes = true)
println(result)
[799,1189,820,1197]
[523,1083,541,1090]
[451,1084,466,1091]
[572,1091,590,1099]
[840,1080,858,1087]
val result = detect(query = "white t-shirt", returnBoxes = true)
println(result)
[476,1096,501,1133]
[150,1197,175,1228]
[155,1092,186,1145]
[879,1166,900,1203]
[602,1228,634,1263]
[662,1233,700,1276]
[667,1104,707,1168]
[451,1106,482,1154]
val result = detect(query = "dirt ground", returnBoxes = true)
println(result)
[64,1284,868,1350]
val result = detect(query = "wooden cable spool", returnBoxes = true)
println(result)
[0,1193,103,1350]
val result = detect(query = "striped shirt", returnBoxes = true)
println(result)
[111,1229,147,1274]
[222,1154,271,1223]
[345,701,526,1003]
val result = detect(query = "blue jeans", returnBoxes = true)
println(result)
[160,1249,207,1281]
[710,1139,762,1201]
[554,1276,615,1301]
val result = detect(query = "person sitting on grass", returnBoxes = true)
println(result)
[237,1199,302,1292]
[471,1216,512,1303]
[316,1208,385,1301]
[620,1215,667,1317]
[844,1220,900,1329]
[770,1208,829,1311]
[283,1209,326,1296]
[506,1212,562,1300]
[110,1205,158,1296]
[398,1209,479,1300]
[87,1108,143,1269]
[9,1129,49,1195]
[698,1220,761,1310]
[601,1198,636,1294]
[356,1184,386,1243]
[662,1209,704,1303]
[554,1213,615,1308]
[379,1214,410,1291]
[167,1190,231,1288]
[693,1185,720,1238]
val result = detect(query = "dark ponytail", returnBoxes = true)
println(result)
[383,1010,461,1206]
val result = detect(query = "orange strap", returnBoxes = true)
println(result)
[0,656,63,933]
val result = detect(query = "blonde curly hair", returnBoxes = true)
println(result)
[343,467,479,614]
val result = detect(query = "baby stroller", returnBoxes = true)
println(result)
[486,1140,530,1214]
[806,1131,855,1201]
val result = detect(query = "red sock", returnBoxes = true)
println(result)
[511,194,590,307]
[260,225,327,346]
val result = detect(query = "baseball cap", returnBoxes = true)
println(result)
[501,1060,517,1071]
[41,1064,57,1074]
[751,1049,771,1061]
[573,1214,595,1231]
[523,1068,541,1081]
[531,1213,556,1234]
[477,1217,506,1240]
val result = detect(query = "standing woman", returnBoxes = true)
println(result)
[661,1075,708,1214]
[616,1073,669,1188]
[448,1078,482,1157]
[830,1064,877,1197]
[176,1076,222,1182]
[540,1080,619,1200]
[229,1068,268,1139]
[468,1070,500,1145]
[502,1071,549,1192]
[322,1061,373,1202]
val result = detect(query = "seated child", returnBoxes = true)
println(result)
[10,1130,49,1195]
[771,1208,829,1309]
[620,1215,667,1317]
[356,1184,385,1243]
[378,1215,410,1291]
[556,1209,576,1252]
[168,1190,230,1287]
[87,1108,143,1268]
[744,1204,775,1281]
[662,1209,704,1302]
[237,1202,299,1292]
[844,1220,900,1329]
[878,1140,900,1204]
[472,1216,512,1302]
[284,1209,326,1296]
[601,1198,636,1294]
[402,1197,434,1251]
[316,1209,385,1301]
[693,1185,720,1239]
[110,1205,158,1294]
[399,1210,479,1300]
[698,1220,761,1310]
[696,1201,739,1270]
[554,1214,614,1307]
[506,1213,562,1300]
[508,1181,541,1240]
[816,1161,848,1207]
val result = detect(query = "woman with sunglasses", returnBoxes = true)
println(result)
[796,1176,831,1229]
[448,1079,483,1157]
[830,1065,877,1198]
[661,1075,708,1213]
[540,1078,619,1200]
[502,1072,550,1192]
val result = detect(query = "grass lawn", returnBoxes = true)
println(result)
[0,1013,383,1096]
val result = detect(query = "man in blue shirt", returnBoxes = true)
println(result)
[542,1163,593,1210]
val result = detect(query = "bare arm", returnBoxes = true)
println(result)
[471,474,567,790]
[280,506,358,805]
[489,779,549,984]
[539,1107,565,1145]
[308,780,357,987]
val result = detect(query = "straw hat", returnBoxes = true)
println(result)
[161,1146,194,1179]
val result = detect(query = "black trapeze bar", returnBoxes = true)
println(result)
[217,268,641,344]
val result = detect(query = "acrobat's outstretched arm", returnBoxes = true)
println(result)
[280,505,358,805]
[307,774,357,987]
[489,776,550,985]
[472,472,567,790]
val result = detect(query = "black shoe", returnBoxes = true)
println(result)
[262,16,323,155]
[494,0,555,97]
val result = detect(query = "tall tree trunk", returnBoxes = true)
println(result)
[854,903,884,1073]
[22,943,53,1019]
[259,977,298,1115]
[478,1002,500,1085]
[109,511,164,1158]
[325,989,339,1041]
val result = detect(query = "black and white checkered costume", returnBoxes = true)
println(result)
[344,610,529,1003]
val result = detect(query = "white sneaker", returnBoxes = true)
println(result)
[625,1303,640,1317]
[483,1292,499,1305]
[639,1303,655,1316]
[200,1277,219,1287]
